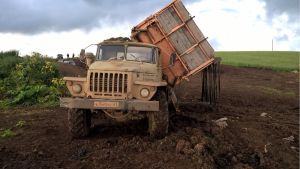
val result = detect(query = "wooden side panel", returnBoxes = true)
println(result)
[186,21,205,42]
[182,47,206,70]
[187,20,214,58]
[169,27,195,55]
[157,7,182,34]
[131,0,215,85]
[174,0,189,21]
[201,40,214,58]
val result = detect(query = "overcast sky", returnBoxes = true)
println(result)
[0,0,299,57]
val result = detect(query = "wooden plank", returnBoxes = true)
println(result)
[174,0,190,21]
[182,47,206,70]
[157,7,182,34]
[200,40,214,58]
[185,16,214,58]
[186,20,205,42]
[169,27,194,55]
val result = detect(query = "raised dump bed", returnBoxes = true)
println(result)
[131,0,215,85]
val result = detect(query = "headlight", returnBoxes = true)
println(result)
[140,88,150,97]
[72,84,82,93]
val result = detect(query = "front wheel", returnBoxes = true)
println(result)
[68,109,91,138]
[147,90,169,139]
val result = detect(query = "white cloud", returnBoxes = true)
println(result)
[186,0,299,51]
[0,0,299,56]
[271,13,300,50]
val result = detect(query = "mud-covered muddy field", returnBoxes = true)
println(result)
[0,65,299,169]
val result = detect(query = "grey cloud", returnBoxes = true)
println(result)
[261,0,299,22]
[0,0,196,34]
[261,0,299,39]
[3,0,297,36]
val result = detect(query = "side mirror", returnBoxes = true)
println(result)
[80,49,85,60]
[169,53,176,65]
[85,52,95,67]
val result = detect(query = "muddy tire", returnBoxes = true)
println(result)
[68,109,91,138]
[148,90,169,139]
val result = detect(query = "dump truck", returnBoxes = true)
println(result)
[60,0,220,139]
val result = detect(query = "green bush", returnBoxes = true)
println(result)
[0,50,22,79]
[0,52,66,107]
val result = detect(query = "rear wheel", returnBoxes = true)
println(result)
[147,90,169,139]
[68,109,91,138]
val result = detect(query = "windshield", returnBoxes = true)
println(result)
[126,46,154,63]
[97,45,125,61]
[97,45,155,63]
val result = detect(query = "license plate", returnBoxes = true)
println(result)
[94,101,119,108]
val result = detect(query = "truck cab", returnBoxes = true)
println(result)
[61,41,170,139]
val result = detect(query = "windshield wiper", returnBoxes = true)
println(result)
[129,54,142,63]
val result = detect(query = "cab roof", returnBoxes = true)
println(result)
[98,41,157,48]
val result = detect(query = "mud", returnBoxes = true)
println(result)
[0,65,299,169]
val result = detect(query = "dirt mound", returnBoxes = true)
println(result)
[0,65,299,169]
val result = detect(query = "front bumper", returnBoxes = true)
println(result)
[60,97,159,111]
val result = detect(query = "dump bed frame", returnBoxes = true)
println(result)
[131,0,215,85]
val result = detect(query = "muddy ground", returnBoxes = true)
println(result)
[0,65,299,169]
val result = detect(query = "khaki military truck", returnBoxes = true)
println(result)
[60,0,220,139]
[61,41,171,138]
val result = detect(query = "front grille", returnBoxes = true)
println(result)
[89,72,128,98]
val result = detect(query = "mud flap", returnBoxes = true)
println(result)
[201,57,221,104]
[166,86,178,112]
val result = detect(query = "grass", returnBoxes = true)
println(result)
[0,129,15,138]
[257,86,296,97]
[15,120,26,128]
[215,51,299,72]
[0,120,27,139]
